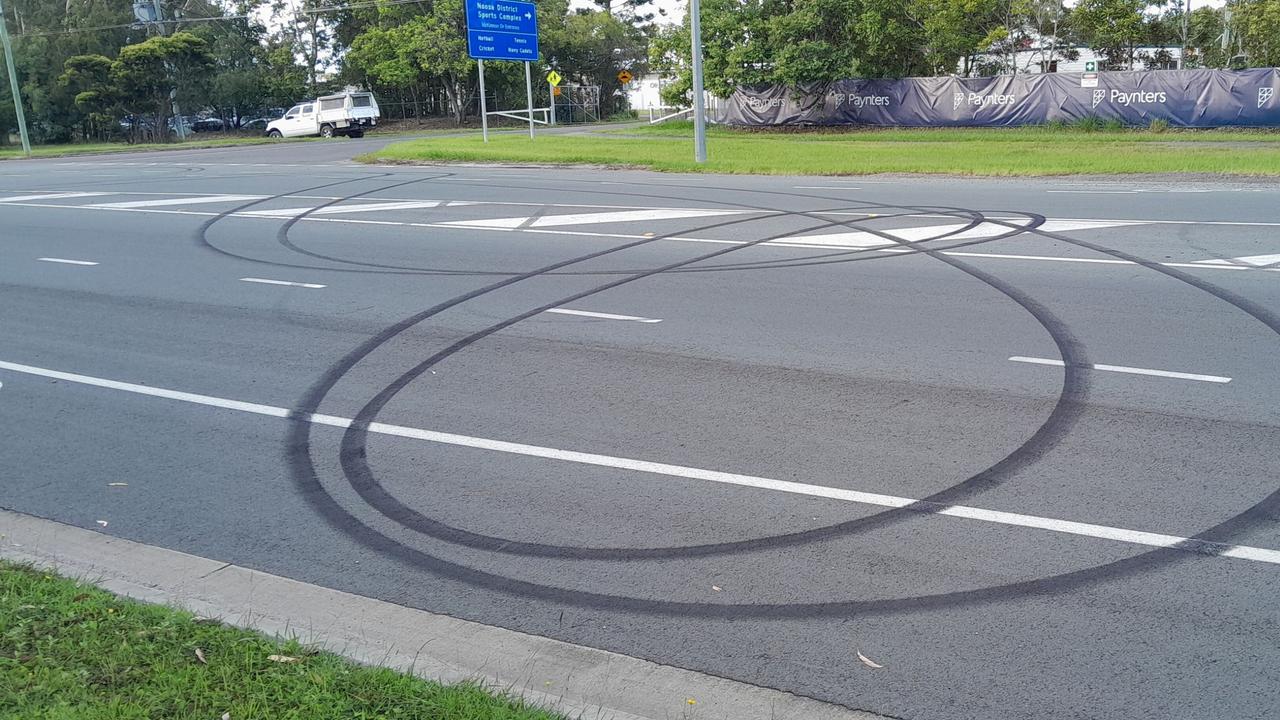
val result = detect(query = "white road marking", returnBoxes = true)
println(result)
[1009,356,1232,383]
[2,194,1278,275]
[239,277,326,289]
[943,251,1134,265]
[1191,254,1280,268]
[0,192,111,203]
[1047,190,1140,194]
[545,308,662,323]
[438,215,531,229]
[785,219,1146,250]
[88,194,266,209]
[532,208,747,227]
[442,208,749,230]
[0,359,1274,565]
[793,186,862,190]
[242,200,443,218]
[37,257,98,266]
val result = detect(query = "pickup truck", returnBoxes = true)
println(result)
[265,91,380,139]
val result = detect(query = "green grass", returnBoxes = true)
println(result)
[0,563,566,720]
[0,125,480,161]
[366,120,1280,176]
[0,136,315,160]
[612,120,1280,143]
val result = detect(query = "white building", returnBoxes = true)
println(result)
[626,74,673,111]
[967,46,1184,75]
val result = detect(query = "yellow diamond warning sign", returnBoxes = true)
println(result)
[617,69,633,84]
[546,70,562,87]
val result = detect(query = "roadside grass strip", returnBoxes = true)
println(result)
[367,123,1280,176]
[0,563,566,720]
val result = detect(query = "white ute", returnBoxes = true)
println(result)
[265,90,380,139]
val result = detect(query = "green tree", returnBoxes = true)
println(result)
[1070,0,1148,69]
[911,0,1004,75]
[58,54,116,141]
[548,10,647,115]
[1233,0,1280,67]
[1186,5,1226,68]
[111,32,214,142]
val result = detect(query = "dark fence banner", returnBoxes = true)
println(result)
[713,69,1280,127]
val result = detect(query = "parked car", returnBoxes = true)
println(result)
[265,90,380,139]
[119,115,194,138]
[191,118,224,133]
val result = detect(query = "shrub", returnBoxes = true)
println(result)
[1075,116,1105,132]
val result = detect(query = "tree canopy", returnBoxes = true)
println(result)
[0,0,1276,145]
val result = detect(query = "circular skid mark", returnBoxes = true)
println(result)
[193,173,1279,618]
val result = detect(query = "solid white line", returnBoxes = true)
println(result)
[1046,190,1140,194]
[37,257,98,266]
[0,359,1274,565]
[242,200,443,218]
[88,194,266,209]
[4,197,1280,275]
[0,192,111,203]
[1009,356,1232,383]
[239,277,326,289]
[545,308,662,323]
[942,251,1135,265]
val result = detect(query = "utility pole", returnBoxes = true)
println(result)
[0,0,31,155]
[1179,0,1190,69]
[689,0,707,163]
[151,0,187,141]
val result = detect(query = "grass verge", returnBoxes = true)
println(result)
[0,136,312,160]
[0,563,565,720]
[366,121,1280,176]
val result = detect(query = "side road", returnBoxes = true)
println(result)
[0,509,885,720]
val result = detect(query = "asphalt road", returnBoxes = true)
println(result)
[2,138,1278,719]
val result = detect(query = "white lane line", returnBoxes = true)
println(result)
[37,257,98,266]
[0,358,1274,566]
[1046,190,1141,194]
[793,186,862,190]
[88,194,266,209]
[532,208,747,227]
[1192,254,1280,268]
[239,277,326,289]
[3,197,1279,275]
[242,200,443,218]
[1009,356,1232,383]
[0,192,111,203]
[545,308,662,323]
[790,219,1145,248]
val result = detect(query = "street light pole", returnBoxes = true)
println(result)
[1179,0,1189,69]
[0,0,31,156]
[689,0,707,163]
[152,0,187,141]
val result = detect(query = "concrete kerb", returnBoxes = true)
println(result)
[0,508,888,720]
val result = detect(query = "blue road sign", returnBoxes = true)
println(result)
[466,0,539,62]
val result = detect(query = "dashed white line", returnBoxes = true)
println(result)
[239,277,326,289]
[0,358,1274,565]
[1010,356,1232,383]
[38,257,98,266]
[545,308,662,323]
